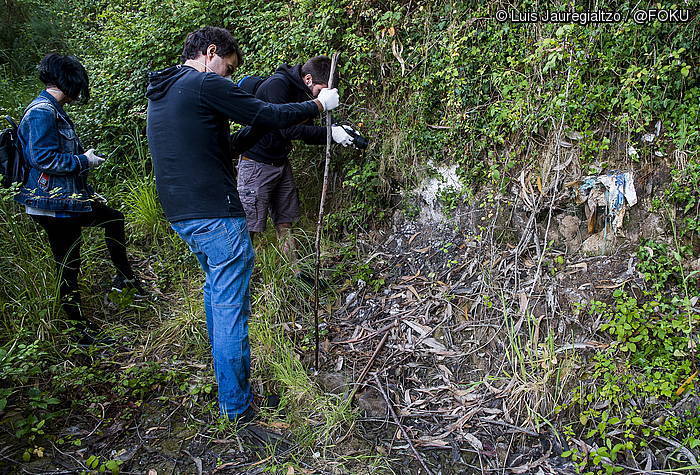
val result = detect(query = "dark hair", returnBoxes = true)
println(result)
[181,27,244,65]
[38,54,90,102]
[301,56,339,86]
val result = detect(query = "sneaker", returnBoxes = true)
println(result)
[111,275,147,297]
[75,328,115,346]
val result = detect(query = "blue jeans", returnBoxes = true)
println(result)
[170,217,255,418]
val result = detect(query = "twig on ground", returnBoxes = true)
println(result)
[373,374,434,475]
[349,331,389,400]
[478,418,539,437]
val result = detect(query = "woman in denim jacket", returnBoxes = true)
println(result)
[15,54,143,340]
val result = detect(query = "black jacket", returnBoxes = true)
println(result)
[245,64,326,166]
[146,65,320,222]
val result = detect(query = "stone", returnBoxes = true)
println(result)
[558,215,581,242]
[640,213,665,239]
[558,214,582,253]
[356,388,388,418]
[580,231,613,255]
[316,372,350,397]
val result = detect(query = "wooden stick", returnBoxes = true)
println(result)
[373,374,434,475]
[314,52,339,370]
[348,331,389,401]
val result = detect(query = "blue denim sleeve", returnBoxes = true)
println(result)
[21,107,89,175]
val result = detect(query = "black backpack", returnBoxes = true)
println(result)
[236,75,268,96]
[0,116,28,188]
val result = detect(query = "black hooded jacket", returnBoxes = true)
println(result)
[146,65,320,222]
[245,64,327,166]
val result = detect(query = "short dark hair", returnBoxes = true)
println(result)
[38,54,90,102]
[181,27,244,65]
[301,56,339,86]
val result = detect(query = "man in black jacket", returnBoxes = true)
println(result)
[237,56,358,258]
[146,27,339,422]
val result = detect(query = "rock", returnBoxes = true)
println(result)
[316,372,350,397]
[558,215,581,242]
[557,215,582,252]
[356,388,388,418]
[345,292,358,307]
[640,213,665,239]
[580,231,613,255]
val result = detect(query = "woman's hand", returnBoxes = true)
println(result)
[85,149,106,168]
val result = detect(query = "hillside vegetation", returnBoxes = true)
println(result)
[1,1,698,473]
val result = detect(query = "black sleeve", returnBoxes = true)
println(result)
[258,77,327,145]
[229,126,265,156]
[201,73,319,128]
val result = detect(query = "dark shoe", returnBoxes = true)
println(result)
[257,393,280,411]
[228,406,257,427]
[75,328,115,346]
[111,275,147,298]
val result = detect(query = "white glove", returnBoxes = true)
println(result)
[85,149,105,169]
[316,88,339,111]
[331,126,353,146]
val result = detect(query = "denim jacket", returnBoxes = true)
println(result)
[14,91,94,212]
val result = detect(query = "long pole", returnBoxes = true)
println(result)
[313,52,339,370]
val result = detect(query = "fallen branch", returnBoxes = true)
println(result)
[349,331,389,400]
[373,374,434,475]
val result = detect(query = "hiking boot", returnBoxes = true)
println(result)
[258,393,281,411]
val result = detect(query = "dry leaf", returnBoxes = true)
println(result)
[464,433,483,451]
[676,370,699,396]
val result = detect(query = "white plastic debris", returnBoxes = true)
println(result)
[577,172,638,235]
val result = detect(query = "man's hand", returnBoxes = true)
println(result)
[332,125,369,149]
[85,149,106,169]
[331,126,353,146]
[315,88,339,111]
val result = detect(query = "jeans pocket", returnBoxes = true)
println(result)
[57,126,78,154]
[192,225,234,268]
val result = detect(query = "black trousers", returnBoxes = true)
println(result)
[31,202,135,322]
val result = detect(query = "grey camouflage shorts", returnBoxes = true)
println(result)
[236,157,301,233]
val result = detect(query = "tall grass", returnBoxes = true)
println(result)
[115,125,169,247]
[0,199,58,340]
[249,232,358,450]
[500,292,579,430]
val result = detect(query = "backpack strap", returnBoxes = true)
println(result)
[3,116,18,129]
[236,75,251,88]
